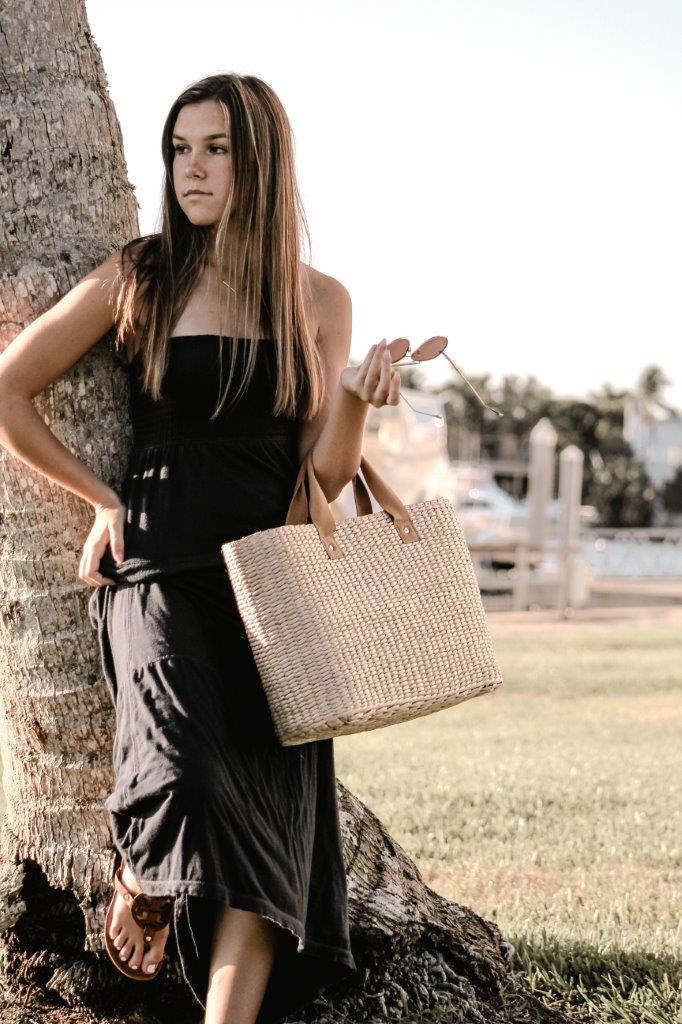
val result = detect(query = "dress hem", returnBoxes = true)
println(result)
[113,843,356,969]
[172,884,357,1017]
[113,841,357,1016]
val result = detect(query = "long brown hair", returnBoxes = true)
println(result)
[111,73,325,421]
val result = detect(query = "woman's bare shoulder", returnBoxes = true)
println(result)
[300,262,351,340]
[300,262,351,357]
[302,262,350,302]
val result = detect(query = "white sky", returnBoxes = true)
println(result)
[86,0,682,409]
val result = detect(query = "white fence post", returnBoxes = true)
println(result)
[557,445,584,613]
[511,419,557,610]
[527,418,557,555]
[511,538,531,611]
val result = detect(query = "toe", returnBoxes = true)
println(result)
[127,941,142,971]
[141,927,168,975]
[118,936,135,961]
[142,955,159,976]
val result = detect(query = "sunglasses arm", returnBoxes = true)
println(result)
[439,352,504,418]
[392,346,503,420]
[399,393,444,421]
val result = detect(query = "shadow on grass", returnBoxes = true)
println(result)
[502,932,681,1024]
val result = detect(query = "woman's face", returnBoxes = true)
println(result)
[172,99,233,228]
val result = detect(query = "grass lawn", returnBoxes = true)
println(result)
[334,617,682,1024]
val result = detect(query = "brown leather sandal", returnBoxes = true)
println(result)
[104,859,175,981]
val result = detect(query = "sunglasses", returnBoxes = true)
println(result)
[383,335,504,421]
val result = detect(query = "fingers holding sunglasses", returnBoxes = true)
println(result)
[365,342,401,408]
[385,367,402,407]
[341,338,395,405]
[359,339,388,403]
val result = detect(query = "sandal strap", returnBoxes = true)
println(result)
[131,892,174,931]
[113,862,174,931]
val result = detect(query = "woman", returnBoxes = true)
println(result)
[0,73,402,1023]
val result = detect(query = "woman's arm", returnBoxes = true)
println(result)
[0,251,131,586]
[298,274,400,502]
[0,251,123,511]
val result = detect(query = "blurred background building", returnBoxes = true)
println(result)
[332,358,682,612]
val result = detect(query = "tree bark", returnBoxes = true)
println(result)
[0,0,140,1002]
[0,2,579,1022]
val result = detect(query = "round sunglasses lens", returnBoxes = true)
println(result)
[387,337,410,361]
[412,335,447,361]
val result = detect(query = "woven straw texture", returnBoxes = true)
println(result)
[221,496,503,746]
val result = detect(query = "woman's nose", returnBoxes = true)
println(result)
[186,155,205,176]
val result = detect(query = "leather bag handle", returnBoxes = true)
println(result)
[285,450,421,559]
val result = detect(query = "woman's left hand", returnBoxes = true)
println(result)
[340,338,401,408]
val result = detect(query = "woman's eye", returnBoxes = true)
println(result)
[173,145,227,154]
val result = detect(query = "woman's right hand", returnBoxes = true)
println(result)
[79,498,126,587]
[340,338,401,408]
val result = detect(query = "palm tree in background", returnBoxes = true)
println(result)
[626,364,677,441]
[635,365,675,414]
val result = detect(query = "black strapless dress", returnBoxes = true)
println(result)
[88,335,357,1022]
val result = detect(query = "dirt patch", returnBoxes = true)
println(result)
[486,604,682,637]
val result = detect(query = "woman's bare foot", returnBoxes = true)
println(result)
[108,862,171,975]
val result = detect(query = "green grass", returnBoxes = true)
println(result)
[334,623,682,1024]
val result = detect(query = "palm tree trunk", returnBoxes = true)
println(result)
[0,0,139,990]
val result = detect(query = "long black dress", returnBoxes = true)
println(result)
[87,334,357,1022]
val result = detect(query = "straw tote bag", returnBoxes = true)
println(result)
[221,450,503,746]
